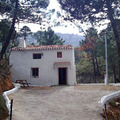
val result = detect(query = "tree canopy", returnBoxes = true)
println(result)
[76,25,120,83]
[58,0,120,46]
[0,19,11,44]
[18,26,31,41]
[34,28,65,45]
[58,0,120,23]
[58,0,120,80]
[0,0,50,60]
[0,0,50,22]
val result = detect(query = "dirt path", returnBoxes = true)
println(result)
[7,85,120,120]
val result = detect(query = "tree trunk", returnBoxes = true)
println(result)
[0,0,18,60]
[91,51,97,77]
[118,61,120,82]
[106,0,120,80]
[94,53,100,76]
[109,57,117,83]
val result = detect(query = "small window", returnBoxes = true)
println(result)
[57,52,62,58]
[31,68,39,78]
[33,53,41,59]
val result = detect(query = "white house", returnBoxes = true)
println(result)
[10,39,76,86]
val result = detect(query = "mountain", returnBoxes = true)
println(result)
[56,33,84,47]
[26,35,38,45]
[25,33,84,47]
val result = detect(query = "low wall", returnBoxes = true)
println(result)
[98,91,120,108]
[3,83,20,114]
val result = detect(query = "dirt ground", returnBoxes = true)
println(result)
[6,85,120,120]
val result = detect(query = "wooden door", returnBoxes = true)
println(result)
[59,68,67,85]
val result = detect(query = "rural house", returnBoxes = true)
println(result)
[10,39,76,86]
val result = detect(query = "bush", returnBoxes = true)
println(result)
[0,59,13,92]
[0,93,9,120]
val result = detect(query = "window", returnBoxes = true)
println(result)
[57,52,62,58]
[33,53,42,59]
[31,68,39,78]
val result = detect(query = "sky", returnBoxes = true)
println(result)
[17,0,85,35]
[17,0,109,35]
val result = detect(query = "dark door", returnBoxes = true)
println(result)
[59,68,67,85]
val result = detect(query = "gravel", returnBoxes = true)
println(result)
[6,85,120,120]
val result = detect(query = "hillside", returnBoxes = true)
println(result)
[26,33,84,47]
[56,33,84,47]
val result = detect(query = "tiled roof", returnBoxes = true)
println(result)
[11,45,73,51]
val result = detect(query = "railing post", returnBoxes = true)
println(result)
[10,99,13,120]
[104,104,108,120]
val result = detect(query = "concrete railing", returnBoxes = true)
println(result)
[98,90,120,108]
[3,83,20,114]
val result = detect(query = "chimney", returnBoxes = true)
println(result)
[18,38,26,48]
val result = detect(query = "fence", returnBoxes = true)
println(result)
[77,75,104,83]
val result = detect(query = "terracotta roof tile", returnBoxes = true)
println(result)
[11,45,73,51]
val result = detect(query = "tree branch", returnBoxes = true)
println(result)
[0,0,18,60]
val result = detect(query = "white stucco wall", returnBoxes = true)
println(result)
[10,48,76,86]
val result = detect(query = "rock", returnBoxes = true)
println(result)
[115,102,120,108]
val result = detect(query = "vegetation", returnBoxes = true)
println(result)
[0,0,50,60]
[58,0,120,81]
[0,60,13,92]
[0,1,61,120]
[58,0,120,52]
[0,19,11,46]
[18,26,31,41]
[0,60,12,120]
[102,98,120,120]
[33,27,65,45]
[0,0,50,118]
[0,60,14,120]
[75,25,120,83]
[0,0,119,118]
[0,93,9,120]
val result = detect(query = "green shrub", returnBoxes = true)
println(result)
[109,99,116,107]
[0,60,11,79]
[0,93,9,120]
